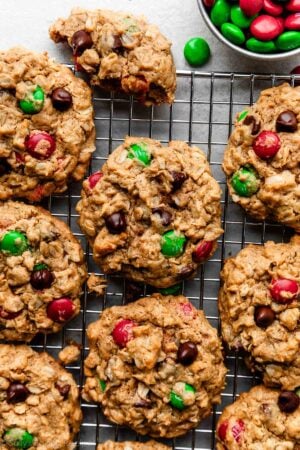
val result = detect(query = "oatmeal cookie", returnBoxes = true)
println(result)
[0,201,87,341]
[76,137,223,288]
[49,8,176,105]
[0,47,95,201]
[97,441,170,450]
[219,235,300,390]
[83,294,226,438]
[216,385,300,449]
[223,83,300,231]
[0,344,82,450]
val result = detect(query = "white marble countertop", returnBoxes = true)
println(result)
[1,0,299,73]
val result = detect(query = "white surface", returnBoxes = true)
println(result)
[1,0,300,73]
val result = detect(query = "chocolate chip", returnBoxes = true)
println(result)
[30,269,54,290]
[111,35,123,53]
[124,281,144,303]
[55,382,71,399]
[0,307,22,320]
[278,391,300,413]
[243,115,261,135]
[7,382,29,403]
[170,171,187,191]
[0,158,11,176]
[177,341,198,365]
[105,212,127,234]
[276,110,298,133]
[177,264,195,280]
[254,306,275,328]
[71,30,93,55]
[152,207,172,226]
[51,88,73,111]
[134,399,152,408]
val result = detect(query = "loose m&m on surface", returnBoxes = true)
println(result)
[203,0,300,53]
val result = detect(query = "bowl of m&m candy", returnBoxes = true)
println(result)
[198,0,300,59]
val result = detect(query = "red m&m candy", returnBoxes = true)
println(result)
[250,15,283,40]
[269,278,299,304]
[25,131,56,160]
[192,240,214,262]
[112,319,136,347]
[47,298,75,322]
[285,13,300,29]
[240,0,263,16]
[88,172,103,189]
[263,0,284,16]
[253,131,281,159]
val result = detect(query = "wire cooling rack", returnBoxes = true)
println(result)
[32,71,297,449]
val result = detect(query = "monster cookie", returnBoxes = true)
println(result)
[83,294,226,438]
[49,8,176,105]
[0,201,87,341]
[219,235,300,390]
[0,47,95,201]
[223,83,300,231]
[76,137,223,288]
[216,385,300,449]
[0,344,82,449]
[97,441,170,450]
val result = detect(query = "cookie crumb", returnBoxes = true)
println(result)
[59,344,81,365]
[87,273,106,296]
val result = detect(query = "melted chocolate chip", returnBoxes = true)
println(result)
[177,341,198,365]
[55,382,71,399]
[7,382,29,403]
[243,115,261,135]
[124,281,144,303]
[134,399,152,408]
[51,88,73,111]
[105,212,127,234]
[254,305,275,328]
[278,391,299,413]
[152,207,172,226]
[276,110,298,133]
[30,269,54,290]
[111,35,124,53]
[0,158,11,176]
[170,171,187,191]
[71,30,93,55]
[177,264,195,280]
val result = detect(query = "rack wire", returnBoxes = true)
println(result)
[32,71,296,449]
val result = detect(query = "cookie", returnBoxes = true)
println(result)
[97,441,170,450]
[76,137,223,288]
[83,294,226,438]
[0,47,95,201]
[219,235,300,390]
[216,385,300,449]
[0,201,87,341]
[49,8,176,105]
[223,83,300,231]
[0,344,82,450]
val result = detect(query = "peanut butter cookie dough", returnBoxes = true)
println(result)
[0,201,87,342]
[83,294,226,438]
[97,441,170,450]
[0,344,82,450]
[223,83,300,231]
[219,235,300,390]
[216,385,300,450]
[49,8,176,105]
[77,137,223,288]
[0,47,95,201]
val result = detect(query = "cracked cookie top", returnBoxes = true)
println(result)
[76,137,223,288]
[223,83,300,231]
[216,385,300,450]
[0,47,95,201]
[83,294,226,438]
[0,201,87,341]
[0,344,82,450]
[49,8,176,105]
[219,235,300,390]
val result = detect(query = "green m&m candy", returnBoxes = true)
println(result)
[19,85,45,114]
[161,231,187,258]
[184,37,211,66]
[33,262,48,271]
[0,231,28,255]
[275,31,300,51]
[231,166,260,197]
[170,382,196,410]
[237,110,249,122]
[127,143,151,166]
[4,428,34,449]
[246,38,276,54]
[99,379,106,392]
[210,0,231,27]
[221,23,246,45]
[230,5,256,29]
[158,283,182,296]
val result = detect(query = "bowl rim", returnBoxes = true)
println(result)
[197,0,300,61]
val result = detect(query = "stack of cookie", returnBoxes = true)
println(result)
[0,5,299,450]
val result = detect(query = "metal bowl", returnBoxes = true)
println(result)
[197,0,300,61]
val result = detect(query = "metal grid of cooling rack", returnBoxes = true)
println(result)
[31,71,297,449]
